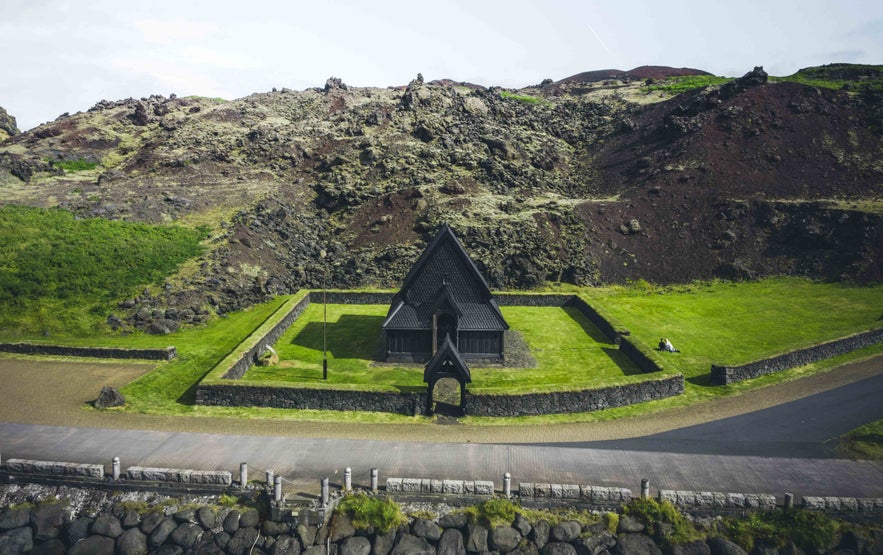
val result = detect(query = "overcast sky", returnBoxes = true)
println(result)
[2,0,881,131]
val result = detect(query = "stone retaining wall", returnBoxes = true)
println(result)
[519,483,632,504]
[0,343,176,361]
[196,384,426,416]
[659,489,776,510]
[711,327,883,385]
[126,467,232,486]
[5,459,104,479]
[385,477,494,495]
[464,374,684,417]
[220,294,311,380]
[618,337,664,374]
[323,291,393,304]
[802,496,883,512]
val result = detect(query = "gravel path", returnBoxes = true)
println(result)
[0,353,880,444]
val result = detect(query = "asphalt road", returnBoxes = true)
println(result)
[1,356,882,499]
[539,371,883,458]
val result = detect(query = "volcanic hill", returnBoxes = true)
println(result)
[1,64,881,332]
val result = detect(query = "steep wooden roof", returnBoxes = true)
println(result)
[423,334,471,384]
[382,224,508,331]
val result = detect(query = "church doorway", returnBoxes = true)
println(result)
[430,376,462,416]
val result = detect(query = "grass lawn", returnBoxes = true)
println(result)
[245,304,644,394]
[1,277,880,425]
[837,419,883,460]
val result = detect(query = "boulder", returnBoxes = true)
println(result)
[340,535,371,555]
[271,535,302,555]
[197,506,217,529]
[150,544,184,555]
[531,519,551,549]
[68,534,115,555]
[618,515,646,534]
[68,516,94,545]
[303,546,326,555]
[614,534,662,555]
[227,526,260,555]
[541,542,577,555]
[373,527,398,555]
[30,538,67,555]
[412,518,442,541]
[121,509,141,528]
[438,513,468,530]
[31,502,64,541]
[577,531,617,555]
[240,508,260,528]
[513,513,532,537]
[551,521,581,542]
[0,507,31,531]
[139,512,163,534]
[264,519,292,536]
[224,510,241,534]
[467,523,489,552]
[707,537,748,555]
[437,528,465,555]
[297,523,318,547]
[329,513,356,542]
[116,527,148,555]
[0,527,34,554]
[170,522,203,548]
[391,533,435,555]
[91,514,125,538]
[173,508,197,524]
[491,525,523,553]
[149,517,178,547]
[95,386,126,408]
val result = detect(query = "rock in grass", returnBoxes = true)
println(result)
[95,386,126,408]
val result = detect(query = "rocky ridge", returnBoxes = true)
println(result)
[0,65,881,331]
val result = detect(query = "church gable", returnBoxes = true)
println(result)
[383,224,508,362]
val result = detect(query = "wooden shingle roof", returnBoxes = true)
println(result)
[382,224,508,331]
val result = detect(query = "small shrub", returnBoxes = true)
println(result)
[605,512,619,534]
[217,493,241,508]
[337,493,406,533]
[464,498,518,528]
[623,498,701,546]
[726,509,840,552]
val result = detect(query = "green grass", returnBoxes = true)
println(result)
[337,493,407,533]
[580,278,883,381]
[726,509,840,553]
[0,205,207,335]
[837,418,883,460]
[47,158,100,172]
[771,64,883,91]
[624,498,702,547]
[500,91,543,104]
[242,303,646,394]
[641,75,732,95]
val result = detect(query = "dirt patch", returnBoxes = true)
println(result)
[0,357,155,424]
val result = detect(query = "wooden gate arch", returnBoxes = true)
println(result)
[424,334,471,416]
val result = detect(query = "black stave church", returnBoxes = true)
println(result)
[382,224,509,362]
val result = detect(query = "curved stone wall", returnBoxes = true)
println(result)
[0,343,176,360]
[711,327,883,385]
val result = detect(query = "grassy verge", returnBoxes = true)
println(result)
[641,75,731,95]
[0,205,206,336]
[837,419,883,460]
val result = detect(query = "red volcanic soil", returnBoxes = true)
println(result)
[556,66,711,84]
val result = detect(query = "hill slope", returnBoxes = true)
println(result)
[0,65,881,333]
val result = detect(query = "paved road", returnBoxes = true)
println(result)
[2,422,883,500]
[540,372,883,458]
[1,356,882,499]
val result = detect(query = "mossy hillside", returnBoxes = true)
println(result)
[0,205,207,335]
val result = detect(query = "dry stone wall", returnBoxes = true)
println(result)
[464,374,684,417]
[711,327,883,385]
[0,343,176,360]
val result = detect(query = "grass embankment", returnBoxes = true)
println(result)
[245,304,646,394]
[0,205,206,336]
[641,75,732,95]
[837,419,883,460]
